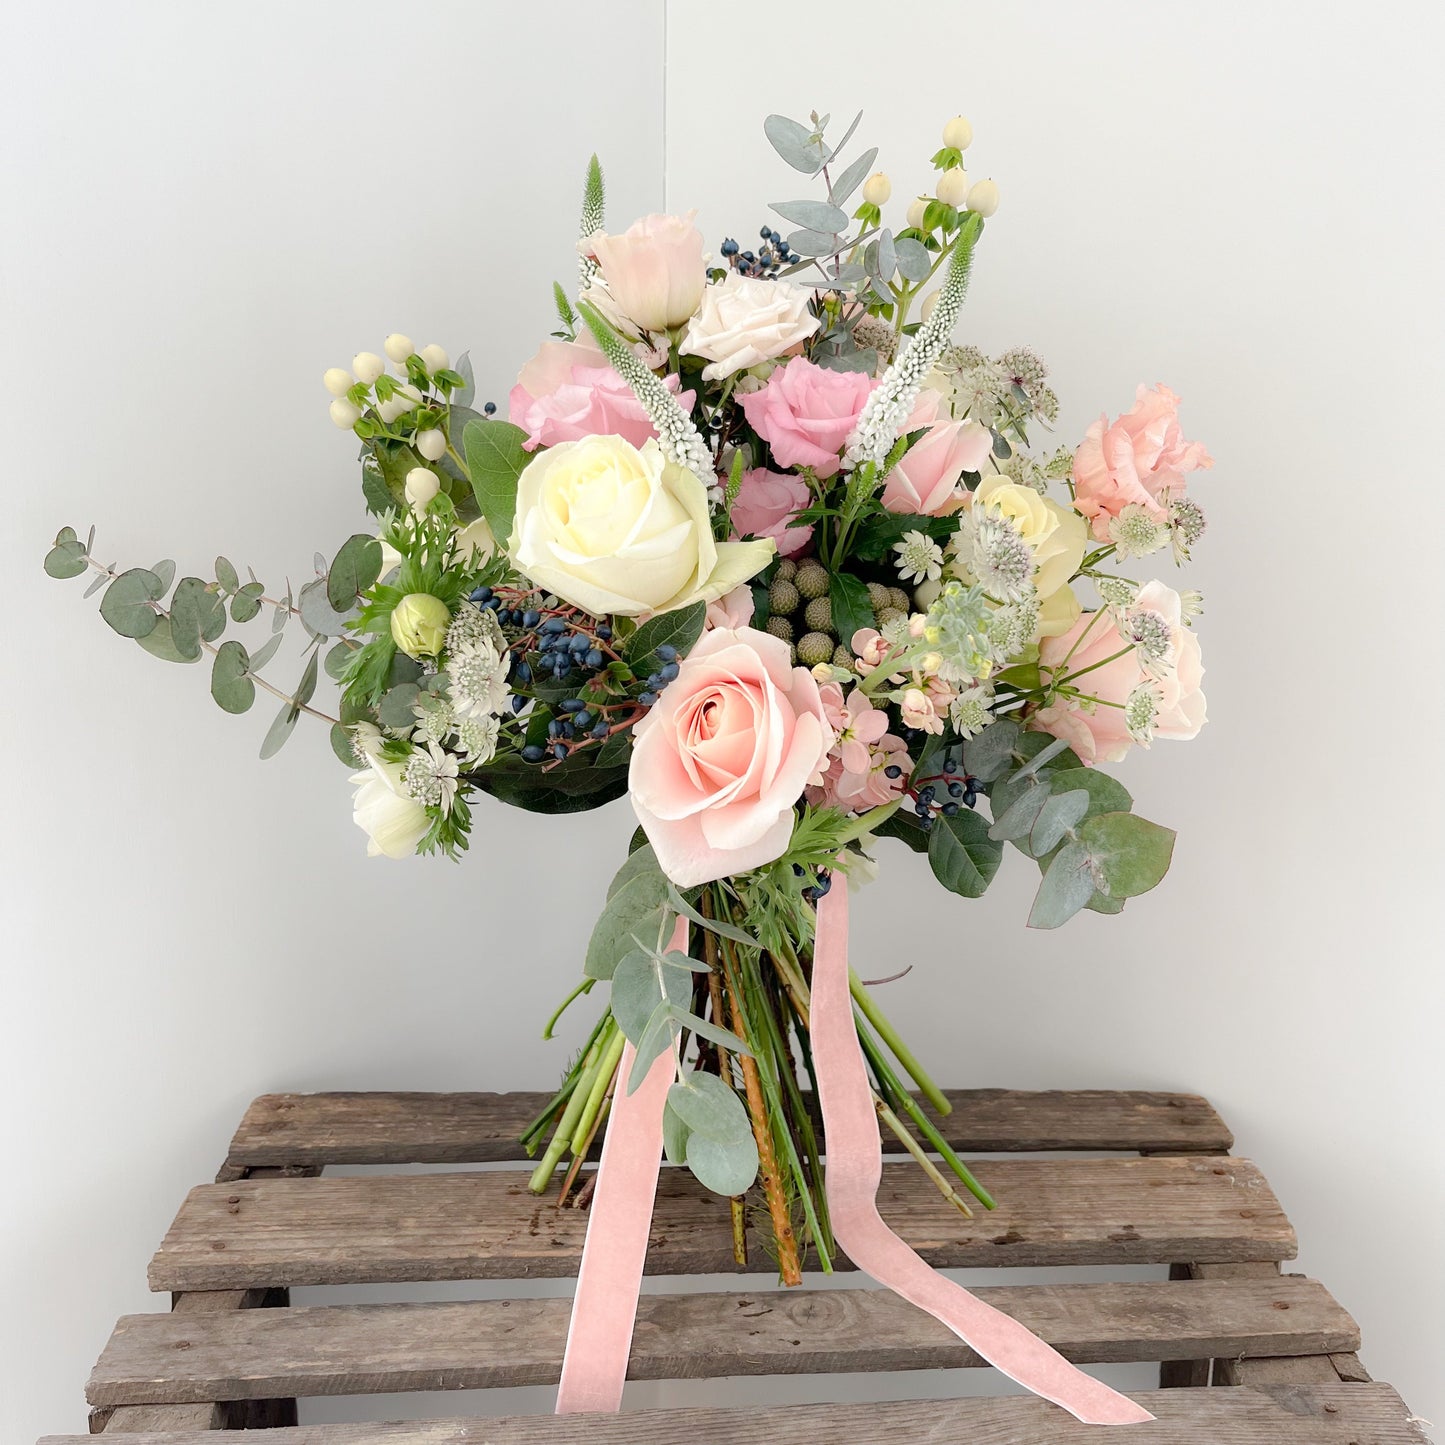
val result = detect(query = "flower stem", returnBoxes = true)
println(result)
[849,970,952,1116]
[571,1022,625,1155]
[528,1020,610,1194]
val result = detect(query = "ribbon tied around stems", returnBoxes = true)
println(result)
[557,891,1152,1425]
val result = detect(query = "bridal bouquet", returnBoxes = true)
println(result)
[47,111,1212,1289]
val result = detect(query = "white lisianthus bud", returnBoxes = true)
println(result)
[328,398,362,429]
[383,333,414,364]
[906,196,929,231]
[942,116,973,150]
[415,428,447,462]
[862,171,892,206]
[390,593,450,658]
[404,467,440,510]
[966,178,1000,218]
[352,351,385,385]
[935,168,969,207]
[419,343,449,372]
[323,367,354,397]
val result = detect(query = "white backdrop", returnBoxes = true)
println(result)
[4,2,1443,1439]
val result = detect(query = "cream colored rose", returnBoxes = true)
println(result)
[511,435,773,617]
[680,272,820,382]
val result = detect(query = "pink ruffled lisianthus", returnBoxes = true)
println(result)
[629,627,833,886]
[1072,383,1213,541]
[739,357,874,478]
[508,338,695,451]
[730,467,814,557]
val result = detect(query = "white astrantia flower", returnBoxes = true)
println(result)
[989,591,1041,663]
[1168,495,1208,562]
[1179,588,1205,621]
[1124,606,1176,678]
[1095,575,1140,616]
[403,742,460,814]
[893,529,944,584]
[445,601,503,656]
[1108,504,1170,560]
[1125,682,1162,746]
[457,714,500,766]
[449,639,511,719]
[963,510,1034,603]
[413,692,456,745]
[949,683,994,739]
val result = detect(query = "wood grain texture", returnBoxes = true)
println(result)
[42,1384,1430,1445]
[148,1155,1294,1291]
[87,1276,1357,1406]
[224,1088,1232,1169]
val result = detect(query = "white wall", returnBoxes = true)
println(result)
[3,1,1442,1438]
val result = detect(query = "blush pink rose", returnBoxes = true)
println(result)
[881,419,993,515]
[629,626,833,886]
[739,357,874,479]
[730,467,814,557]
[1072,383,1214,541]
[508,339,695,451]
[587,211,708,333]
[705,584,755,631]
[1032,580,1206,764]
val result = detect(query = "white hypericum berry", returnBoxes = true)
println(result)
[383,333,414,364]
[942,115,973,150]
[419,343,449,372]
[862,171,892,206]
[935,167,969,207]
[323,367,354,397]
[377,384,422,425]
[328,398,362,429]
[415,428,447,462]
[352,351,385,385]
[966,179,1000,217]
[906,196,929,231]
[404,467,440,510]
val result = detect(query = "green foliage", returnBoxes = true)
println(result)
[326,534,383,612]
[99,568,163,639]
[462,417,529,549]
[927,806,1003,898]
[962,720,1022,783]
[1079,812,1176,899]
[827,571,873,651]
[170,577,226,658]
[668,1074,757,1196]
[1028,840,1095,929]
[584,846,673,980]
[44,527,89,578]
[850,510,955,563]
[136,617,199,665]
[258,697,298,759]
[298,576,354,638]
[626,600,706,677]
[210,640,255,714]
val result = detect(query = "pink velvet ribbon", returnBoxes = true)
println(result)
[556,893,1152,1424]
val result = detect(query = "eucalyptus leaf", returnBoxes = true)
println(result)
[99,568,162,639]
[215,556,239,592]
[894,235,931,283]
[258,697,299,759]
[675,1010,749,1057]
[612,945,692,1045]
[788,228,843,257]
[330,722,358,766]
[827,145,879,206]
[248,631,284,673]
[627,1001,675,1091]
[210,640,255,714]
[82,569,110,598]
[662,1098,691,1167]
[1028,839,1096,930]
[764,113,825,174]
[454,351,476,409]
[327,534,383,611]
[298,576,354,638]
[928,806,1003,897]
[170,576,225,657]
[666,885,757,948]
[324,641,354,682]
[1029,788,1091,857]
[1047,768,1133,821]
[962,720,1021,783]
[378,682,421,729]
[667,1072,751,1143]
[135,616,200,665]
[988,777,1050,842]
[148,559,176,594]
[230,581,265,623]
[875,228,897,284]
[293,650,320,710]
[686,1131,759,1196]
[769,198,847,233]
[1079,812,1176,899]
[586,852,673,980]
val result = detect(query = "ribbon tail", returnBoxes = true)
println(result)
[811,881,1154,1426]
[554,919,684,1415]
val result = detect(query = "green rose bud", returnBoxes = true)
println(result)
[390,593,450,658]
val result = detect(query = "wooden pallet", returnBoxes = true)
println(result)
[38,1089,1432,1443]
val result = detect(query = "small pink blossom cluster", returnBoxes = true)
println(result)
[807,681,913,811]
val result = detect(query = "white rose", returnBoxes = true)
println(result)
[680,272,820,382]
[511,435,773,617]
[349,753,429,859]
[454,516,496,563]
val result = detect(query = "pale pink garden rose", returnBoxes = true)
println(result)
[1072,383,1213,541]
[881,419,993,515]
[508,338,695,451]
[730,467,814,557]
[739,357,873,479]
[1032,579,1206,764]
[680,271,820,381]
[586,212,708,333]
[705,584,756,631]
[629,626,833,886]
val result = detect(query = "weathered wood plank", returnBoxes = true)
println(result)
[149,1155,1293,1290]
[1214,1354,1342,1386]
[43,1383,1430,1445]
[225,1089,1232,1169]
[87,1276,1356,1406]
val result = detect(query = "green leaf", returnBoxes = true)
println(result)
[585,851,672,980]
[324,641,355,682]
[928,806,1003,897]
[686,1131,759,1196]
[612,945,692,1045]
[872,808,930,854]
[1029,788,1090,857]
[1079,812,1176,899]
[210,640,255,714]
[828,571,874,651]
[230,581,265,623]
[849,510,954,563]
[44,528,88,579]
[215,556,239,592]
[135,616,200,665]
[626,601,706,675]
[258,698,299,759]
[665,884,757,948]
[764,113,826,174]
[770,198,848,233]
[329,722,358,766]
[962,720,1020,784]
[662,1098,691,1167]
[1046,768,1133,822]
[149,559,176,594]
[248,631,284,673]
[462,417,530,548]
[989,777,1050,842]
[99,568,162,639]
[893,235,931,283]
[668,1072,751,1142]
[327,534,383,611]
[378,682,420,729]
[298,576,354,638]
[293,650,320,710]
[361,457,393,517]
[827,146,879,206]
[628,825,650,855]
[170,576,225,658]
[1028,839,1095,929]
[676,1011,749,1058]
[627,1000,675,1091]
